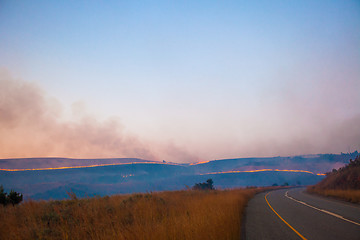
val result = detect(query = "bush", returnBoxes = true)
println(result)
[192,179,214,190]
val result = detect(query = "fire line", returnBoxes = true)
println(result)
[200,169,326,176]
[0,161,179,172]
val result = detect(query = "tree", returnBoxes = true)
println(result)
[206,179,214,190]
[8,190,23,206]
[0,186,7,206]
[192,179,214,190]
[0,186,23,206]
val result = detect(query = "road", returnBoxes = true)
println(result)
[244,188,360,240]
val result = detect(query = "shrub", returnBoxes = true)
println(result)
[192,179,214,190]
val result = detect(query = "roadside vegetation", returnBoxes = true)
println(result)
[307,155,360,203]
[0,186,262,240]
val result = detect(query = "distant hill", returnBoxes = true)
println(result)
[0,152,358,200]
[189,152,359,174]
[1,151,358,172]
[1,163,322,200]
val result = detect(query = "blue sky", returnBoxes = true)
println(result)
[0,1,359,161]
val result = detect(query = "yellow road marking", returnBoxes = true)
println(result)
[265,192,307,240]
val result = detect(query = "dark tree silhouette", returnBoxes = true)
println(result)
[8,190,23,206]
[0,186,7,206]
[192,179,215,190]
[0,185,23,206]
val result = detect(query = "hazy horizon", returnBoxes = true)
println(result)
[1,1,359,162]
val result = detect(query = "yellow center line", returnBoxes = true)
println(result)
[265,192,308,240]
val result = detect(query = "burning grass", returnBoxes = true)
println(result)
[0,188,261,240]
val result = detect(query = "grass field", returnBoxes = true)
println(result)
[0,188,261,240]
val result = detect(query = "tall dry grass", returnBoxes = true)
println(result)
[0,188,260,240]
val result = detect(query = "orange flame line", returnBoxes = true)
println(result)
[189,161,210,166]
[200,169,326,176]
[0,162,179,172]
[0,163,327,176]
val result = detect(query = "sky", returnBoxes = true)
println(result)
[0,0,359,162]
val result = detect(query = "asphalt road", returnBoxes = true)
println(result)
[244,188,360,240]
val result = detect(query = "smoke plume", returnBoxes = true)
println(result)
[0,69,358,163]
[0,70,158,160]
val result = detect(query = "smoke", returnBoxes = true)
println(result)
[1,69,358,163]
[0,70,159,160]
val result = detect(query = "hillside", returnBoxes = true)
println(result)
[0,163,322,200]
[1,152,358,200]
[307,155,360,203]
[1,151,357,172]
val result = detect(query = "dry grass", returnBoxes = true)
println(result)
[307,187,360,204]
[307,155,360,204]
[0,188,261,240]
